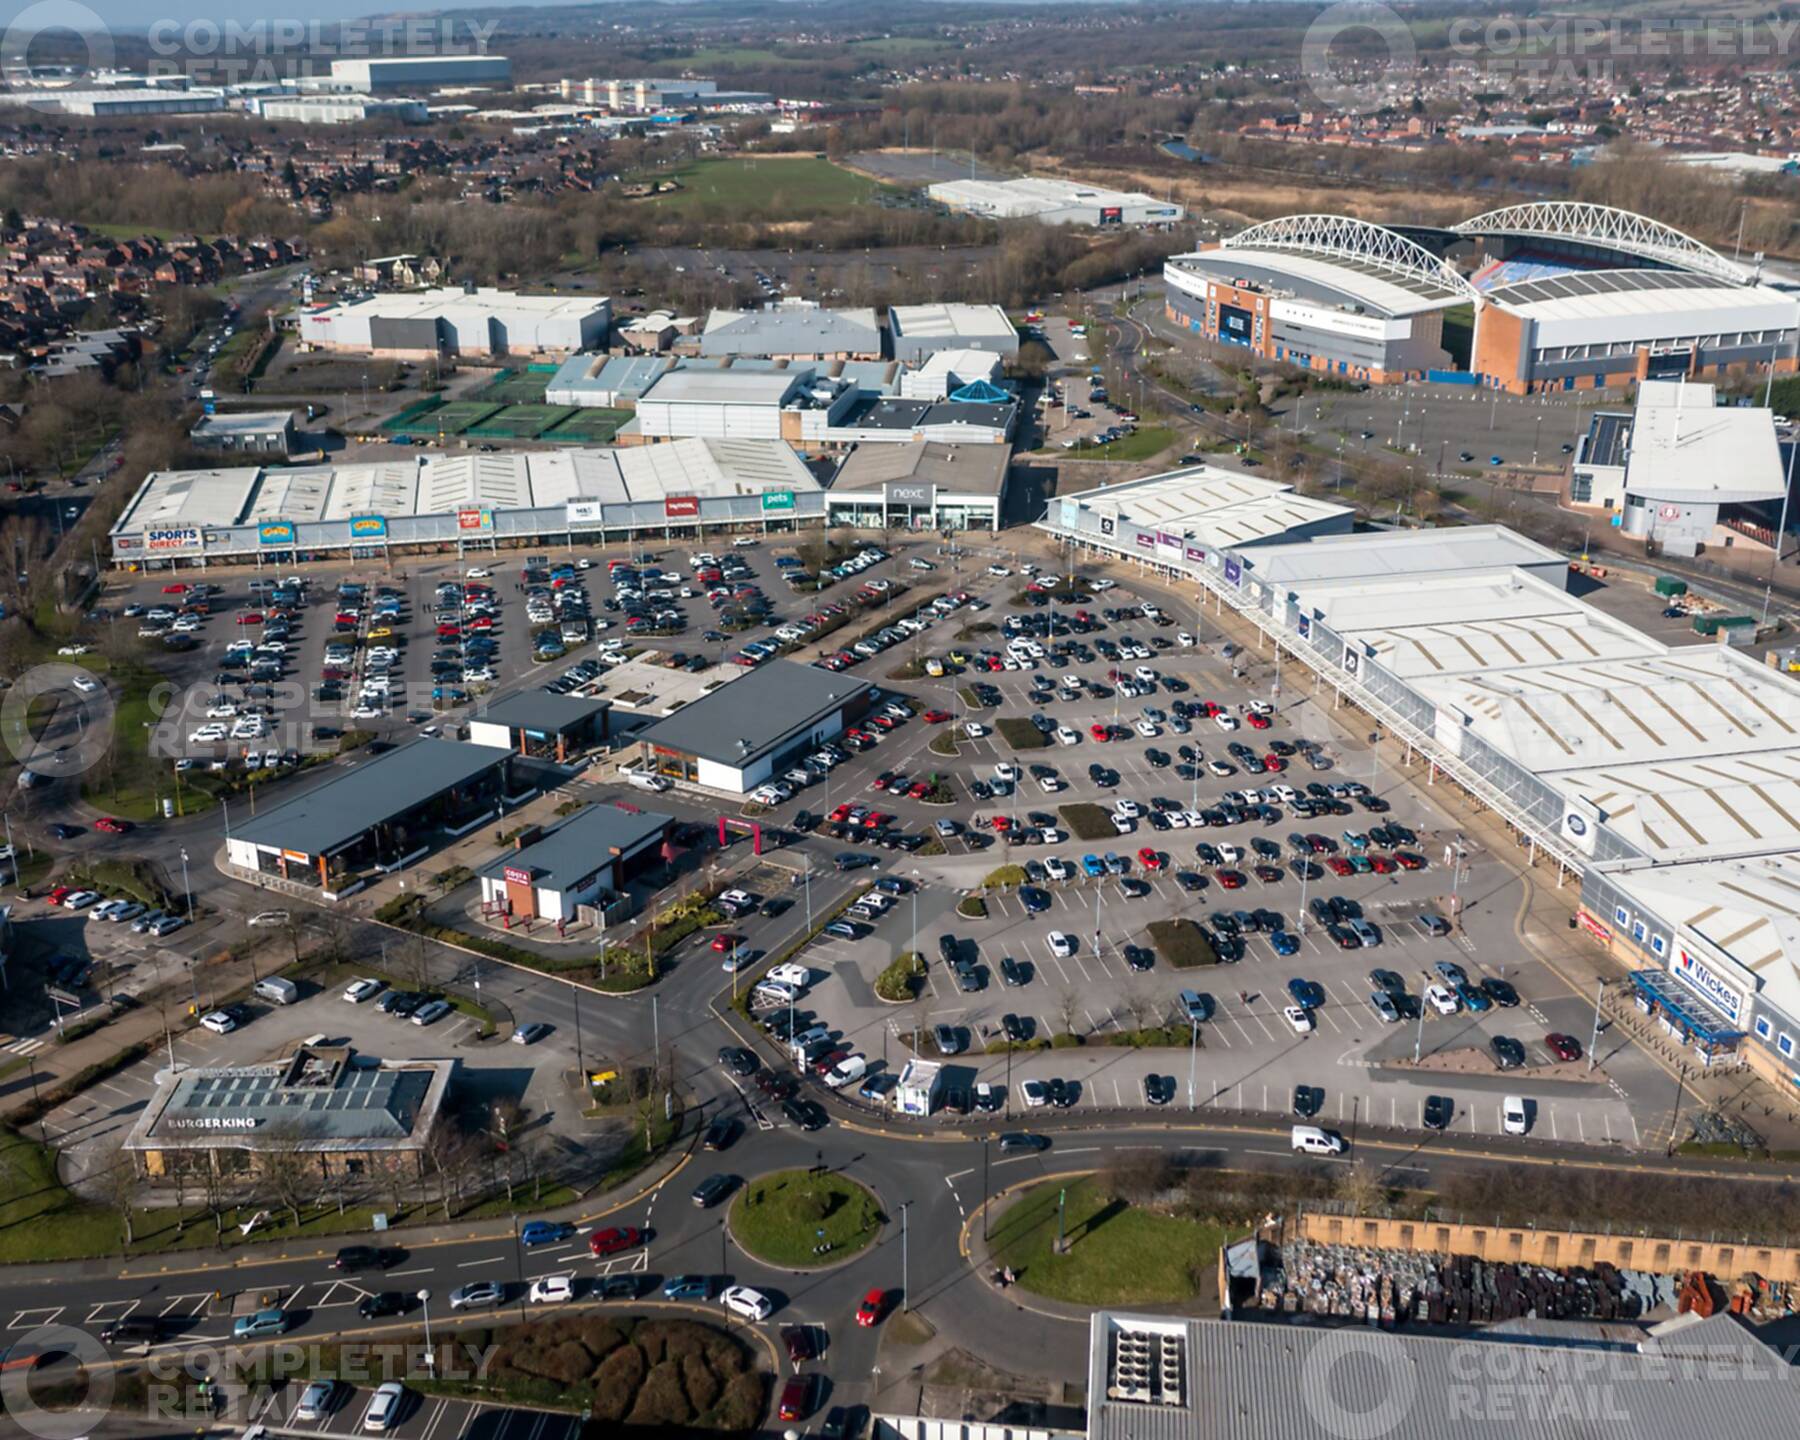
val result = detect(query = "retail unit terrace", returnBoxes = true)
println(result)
[224,738,513,897]
[1038,499,1800,1092]
[108,438,823,567]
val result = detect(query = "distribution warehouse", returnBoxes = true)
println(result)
[1166,202,1799,391]
[928,177,1186,228]
[298,287,610,358]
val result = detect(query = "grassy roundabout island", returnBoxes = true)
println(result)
[729,1169,884,1268]
[988,1176,1229,1306]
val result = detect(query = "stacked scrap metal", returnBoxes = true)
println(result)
[1262,1240,1681,1328]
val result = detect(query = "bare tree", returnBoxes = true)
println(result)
[257,1133,315,1232]
[98,1159,140,1249]
[1334,1161,1385,1217]
[1056,988,1081,1038]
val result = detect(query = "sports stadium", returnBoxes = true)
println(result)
[1164,202,1800,394]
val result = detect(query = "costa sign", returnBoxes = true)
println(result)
[663,495,699,519]
[503,865,534,886]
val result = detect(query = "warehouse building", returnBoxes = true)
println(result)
[1041,463,1354,576]
[223,738,513,897]
[928,177,1185,228]
[1165,215,1466,383]
[887,304,1019,362]
[1082,1311,1800,1440]
[255,94,429,125]
[188,410,298,457]
[466,691,612,760]
[700,303,882,360]
[828,441,1009,530]
[0,87,227,117]
[298,286,610,358]
[109,438,823,566]
[328,56,511,92]
[124,1045,456,1184]
[544,353,676,407]
[897,348,1003,400]
[478,804,674,925]
[635,659,873,793]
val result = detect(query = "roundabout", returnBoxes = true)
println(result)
[727,1167,885,1269]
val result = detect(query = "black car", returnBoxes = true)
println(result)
[1423,1095,1454,1130]
[1490,1035,1526,1070]
[1001,1013,1033,1043]
[332,1245,399,1273]
[599,1273,644,1301]
[1292,1085,1324,1118]
[1123,944,1155,972]
[783,1098,828,1131]
[1142,1074,1175,1106]
[1174,871,1204,893]
[357,1291,412,1320]
[1480,977,1520,1008]
[717,1046,759,1077]
[1019,886,1050,915]
[835,852,876,872]
[1047,1078,1076,1108]
[1000,957,1030,987]
[691,1173,736,1208]
[48,822,82,840]
[760,897,793,919]
[703,1116,740,1151]
[1368,968,1404,994]
[998,1132,1051,1154]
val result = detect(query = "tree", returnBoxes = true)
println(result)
[1056,988,1081,1038]
[1334,1160,1385,1217]
[256,1132,315,1231]
[98,1159,140,1248]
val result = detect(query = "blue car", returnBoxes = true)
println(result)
[1286,977,1325,1010]
[1270,930,1300,956]
[519,1220,572,1249]
[1455,981,1493,1013]
[663,1275,711,1302]
[1080,853,1105,877]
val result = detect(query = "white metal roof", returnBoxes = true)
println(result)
[244,466,333,524]
[116,467,262,531]
[887,303,1017,343]
[415,452,533,514]
[1243,525,1566,587]
[319,462,422,520]
[1623,384,1786,503]
[1169,248,1460,317]
[1071,464,1353,547]
[638,368,804,405]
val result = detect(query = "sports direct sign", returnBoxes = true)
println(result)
[146,526,203,553]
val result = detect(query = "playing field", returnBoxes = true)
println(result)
[384,400,501,439]
[464,404,579,439]
[544,408,632,444]
[473,368,553,405]
[654,157,886,216]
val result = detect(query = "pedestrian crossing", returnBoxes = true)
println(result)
[0,1034,47,1057]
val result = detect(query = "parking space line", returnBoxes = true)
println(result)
[10,1307,62,1329]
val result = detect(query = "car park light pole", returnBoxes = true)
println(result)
[417,1290,434,1375]
[1186,1018,1200,1111]
[899,1201,911,1312]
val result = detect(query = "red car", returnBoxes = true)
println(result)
[1326,857,1355,877]
[1254,864,1284,884]
[846,727,875,744]
[871,772,896,791]
[161,583,188,594]
[778,1374,817,1423]
[1246,711,1270,730]
[94,817,131,835]
[870,715,897,731]
[588,1225,643,1257]
[1089,723,1110,741]
[991,815,1012,832]
[1369,854,1397,875]
[236,612,263,625]
[1137,847,1164,871]
[710,933,745,953]
[863,812,892,829]
[1263,755,1285,772]
[1215,869,1246,889]
[906,781,931,799]
[923,709,951,724]
[829,804,853,822]
[46,886,71,905]
[1395,852,1426,871]
[1545,1033,1583,1063]
[855,1287,889,1327]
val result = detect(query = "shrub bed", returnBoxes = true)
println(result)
[995,717,1050,750]
[874,951,926,1004]
[1148,918,1220,969]
[956,895,988,919]
[982,864,1028,890]
[1059,803,1117,841]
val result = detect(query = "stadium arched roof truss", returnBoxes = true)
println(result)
[1452,202,1750,286]
[1223,213,1478,302]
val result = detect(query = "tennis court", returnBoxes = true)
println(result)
[463,404,579,440]
[544,408,632,444]
[384,399,503,440]
[473,368,554,405]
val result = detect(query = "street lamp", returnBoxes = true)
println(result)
[179,848,193,922]
[417,1289,434,1375]
[899,1201,910,1312]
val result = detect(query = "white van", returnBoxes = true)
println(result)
[626,771,672,793]
[1291,1124,1347,1157]
[254,976,299,1006]
[1502,1096,1529,1136]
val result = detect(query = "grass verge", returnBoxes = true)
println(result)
[988,1175,1225,1306]
[995,717,1050,750]
[1148,918,1219,968]
[1059,803,1116,842]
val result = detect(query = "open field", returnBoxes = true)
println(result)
[651,157,890,216]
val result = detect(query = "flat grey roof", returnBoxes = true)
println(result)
[475,690,611,735]
[1087,1312,1800,1440]
[480,804,671,892]
[636,659,865,765]
[231,738,512,858]
[191,410,296,436]
[832,440,1010,496]
[700,306,881,356]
